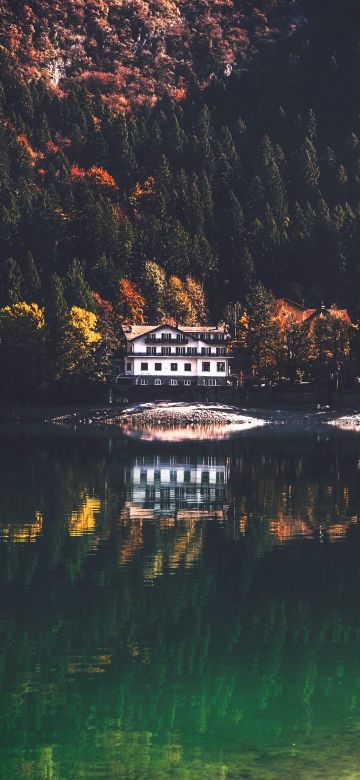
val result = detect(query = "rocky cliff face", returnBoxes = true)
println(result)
[0,0,302,108]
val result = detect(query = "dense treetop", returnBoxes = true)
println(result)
[0,0,299,110]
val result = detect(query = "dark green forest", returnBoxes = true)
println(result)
[0,0,360,321]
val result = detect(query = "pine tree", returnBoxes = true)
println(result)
[296,137,320,198]
[243,283,279,379]
[23,250,41,302]
[143,261,167,322]
[255,136,288,222]
[66,258,95,310]
[91,253,117,300]
[1,258,23,305]
[45,274,69,383]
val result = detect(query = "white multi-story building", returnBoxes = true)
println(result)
[118,324,231,387]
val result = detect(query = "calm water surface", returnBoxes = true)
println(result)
[1,423,360,779]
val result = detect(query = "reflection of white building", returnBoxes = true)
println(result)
[118,324,231,386]
[122,455,229,520]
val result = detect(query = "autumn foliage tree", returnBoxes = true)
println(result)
[0,302,46,395]
[117,279,145,325]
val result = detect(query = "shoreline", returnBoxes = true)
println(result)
[1,400,360,434]
[109,402,266,428]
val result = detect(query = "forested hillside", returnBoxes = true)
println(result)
[0,1,359,313]
[0,0,299,109]
[0,0,359,395]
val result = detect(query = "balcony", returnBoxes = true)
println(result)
[145,335,188,344]
[125,350,230,358]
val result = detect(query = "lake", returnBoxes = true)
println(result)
[0,422,360,779]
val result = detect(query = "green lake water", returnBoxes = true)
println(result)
[1,422,360,779]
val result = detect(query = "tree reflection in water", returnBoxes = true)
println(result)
[0,427,359,778]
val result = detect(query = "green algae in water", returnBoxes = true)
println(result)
[0,426,359,778]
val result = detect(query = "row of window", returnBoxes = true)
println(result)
[147,333,186,342]
[147,332,225,342]
[139,471,225,485]
[136,378,222,386]
[136,362,226,372]
[145,347,226,356]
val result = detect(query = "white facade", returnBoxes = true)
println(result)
[120,324,231,386]
[122,455,229,519]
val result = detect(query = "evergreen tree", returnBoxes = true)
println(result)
[91,253,117,300]
[255,136,288,222]
[45,273,69,383]
[1,258,23,305]
[143,261,167,322]
[296,137,320,199]
[23,250,42,302]
[66,258,95,310]
[242,283,280,379]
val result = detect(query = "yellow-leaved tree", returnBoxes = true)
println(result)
[0,302,46,396]
[62,306,102,388]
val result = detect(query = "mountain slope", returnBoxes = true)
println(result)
[0,0,301,109]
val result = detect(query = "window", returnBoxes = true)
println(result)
[126,362,131,371]
[162,333,171,341]
[170,379,178,386]
[155,378,162,385]
[148,333,156,341]
[203,378,219,386]
[176,347,186,355]
[147,347,156,355]
[161,347,171,355]
[155,363,162,371]
[141,362,148,371]
[201,347,211,355]
[184,379,191,386]
[187,347,197,355]
[145,486,155,503]
[202,362,210,372]
[217,362,226,372]
[184,363,191,372]
[171,363,178,372]
[138,378,148,385]
[216,347,225,355]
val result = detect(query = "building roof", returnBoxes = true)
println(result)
[277,299,351,325]
[123,323,228,340]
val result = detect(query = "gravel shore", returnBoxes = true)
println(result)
[327,415,360,432]
[106,402,266,431]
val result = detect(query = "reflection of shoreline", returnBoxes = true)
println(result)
[108,402,266,442]
[121,422,261,442]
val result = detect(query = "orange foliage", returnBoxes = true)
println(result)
[130,176,155,203]
[46,140,60,155]
[87,166,117,188]
[92,292,114,315]
[70,164,117,188]
[0,0,298,110]
[16,133,39,164]
[70,164,86,181]
[118,279,145,325]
